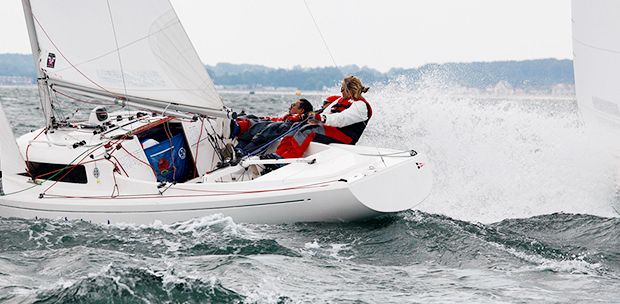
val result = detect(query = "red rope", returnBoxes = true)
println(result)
[41,157,105,193]
[25,128,49,179]
[37,116,180,195]
[33,15,111,93]
[172,179,339,194]
[33,158,102,180]
[118,145,156,178]
[42,117,176,191]
[106,156,128,177]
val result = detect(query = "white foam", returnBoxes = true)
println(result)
[361,75,618,223]
[110,213,254,239]
[304,240,320,249]
[494,242,604,275]
[300,240,353,260]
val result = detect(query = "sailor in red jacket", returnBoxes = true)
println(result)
[233,98,313,136]
[275,76,373,159]
[263,99,309,122]
[234,98,314,155]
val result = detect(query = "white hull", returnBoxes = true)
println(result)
[0,140,431,224]
[0,183,380,224]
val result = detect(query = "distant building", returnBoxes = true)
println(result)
[0,76,34,86]
[489,80,514,95]
[551,83,575,96]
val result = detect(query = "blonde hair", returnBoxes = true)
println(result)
[342,75,369,99]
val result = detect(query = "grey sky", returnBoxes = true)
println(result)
[1,0,572,72]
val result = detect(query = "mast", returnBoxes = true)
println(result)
[21,0,54,128]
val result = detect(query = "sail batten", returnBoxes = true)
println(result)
[28,0,223,113]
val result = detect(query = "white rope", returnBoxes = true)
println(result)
[357,150,419,157]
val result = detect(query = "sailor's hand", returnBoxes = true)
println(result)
[308,112,324,124]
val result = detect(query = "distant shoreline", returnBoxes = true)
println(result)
[0,54,574,92]
[0,85,576,99]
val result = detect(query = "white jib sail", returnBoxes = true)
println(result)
[0,106,26,177]
[572,0,620,148]
[29,0,223,112]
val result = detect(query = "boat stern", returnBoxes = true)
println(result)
[348,152,432,213]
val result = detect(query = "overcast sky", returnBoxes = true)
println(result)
[1,0,572,72]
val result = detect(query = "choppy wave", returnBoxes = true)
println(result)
[0,214,298,258]
[2,86,620,303]
[34,265,245,304]
[1,211,619,303]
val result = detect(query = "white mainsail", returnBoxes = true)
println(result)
[572,0,620,151]
[28,0,223,114]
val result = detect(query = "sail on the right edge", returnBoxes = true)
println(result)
[29,0,223,111]
[572,0,620,134]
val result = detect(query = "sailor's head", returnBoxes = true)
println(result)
[341,75,369,99]
[289,98,313,115]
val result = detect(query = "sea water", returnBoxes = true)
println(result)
[0,83,619,303]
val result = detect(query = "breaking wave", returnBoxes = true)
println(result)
[360,75,618,222]
[1,210,619,303]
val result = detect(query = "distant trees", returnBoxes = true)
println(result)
[207,59,574,90]
[207,63,384,90]
[0,54,573,90]
[0,54,35,78]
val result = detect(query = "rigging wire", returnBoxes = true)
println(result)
[37,117,167,195]
[49,89,69,121]
[205,118,227,162]
[303,0,344,77]
[105,0,129,99]
[192,118,206,178]
[33,16,110,93]
[33,10,208,123]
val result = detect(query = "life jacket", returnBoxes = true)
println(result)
[268,113,305,122]
[328,96,373,144]
[323,95,340,108]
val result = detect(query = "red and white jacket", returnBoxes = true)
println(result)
[321,95,373,144]
[321,95,372,127]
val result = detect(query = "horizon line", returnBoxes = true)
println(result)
[0,53,572,72]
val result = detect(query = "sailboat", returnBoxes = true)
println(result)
[572,0,620,213]
[0,0,432,224]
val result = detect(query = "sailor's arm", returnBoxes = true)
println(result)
[323,101,368,127]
